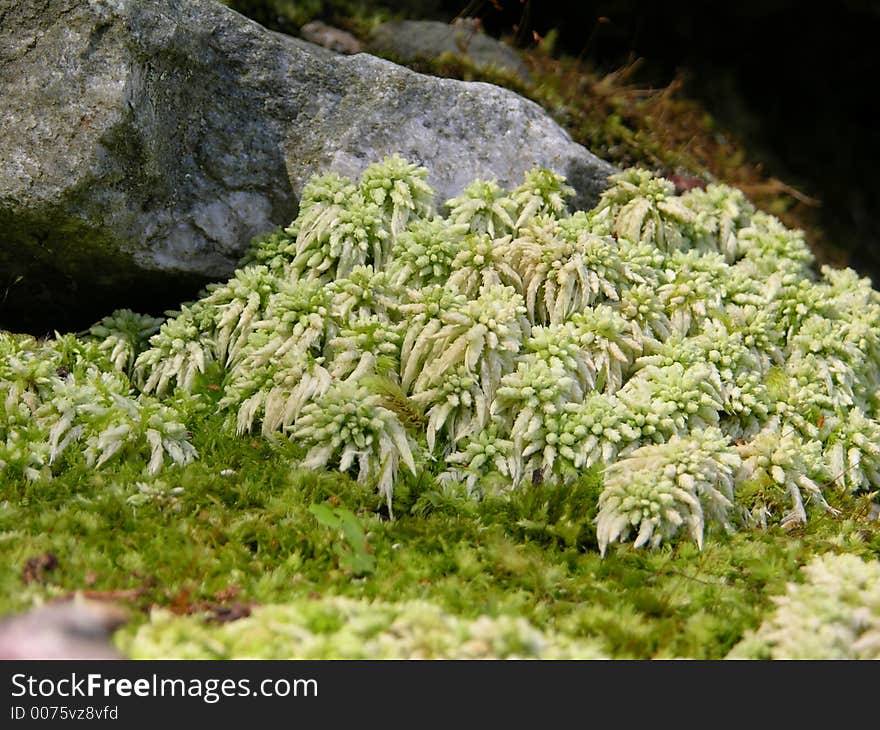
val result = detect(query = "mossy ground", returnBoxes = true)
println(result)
[4,4,879,661]
[4,391,878,658]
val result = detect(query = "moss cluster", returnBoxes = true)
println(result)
[112,159,880,550]
[122,596,608,659]
[3,158,880,659]
[729,552,880,659]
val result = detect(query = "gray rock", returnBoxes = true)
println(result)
[0,0,615,332]
[300,20,363,55]
[0,600,127,659]
[367,18,532,82]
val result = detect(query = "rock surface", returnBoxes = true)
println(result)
[367,18,531,82]
[0,600,127,659]
[299,20,363,55]
[0,0,615,332]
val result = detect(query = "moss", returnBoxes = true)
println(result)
[365,42,847,272]
[4,160,880,659]
[118,595,609,659]
[3,409,876,659]
[728,552,880,659]
[219,1,411,37]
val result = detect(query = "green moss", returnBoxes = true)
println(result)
[118,595,608,659]
[2,410,876,659]
[219,1,410,36]
[728,552,880,659]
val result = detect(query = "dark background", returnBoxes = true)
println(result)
[381,0,880,283]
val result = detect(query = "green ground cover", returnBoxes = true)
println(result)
[3,158,879,659]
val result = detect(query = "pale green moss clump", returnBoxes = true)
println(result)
[0,325,196,482]
[728,553,880,659]
[4,156,880,558]
[121,596,606,659]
